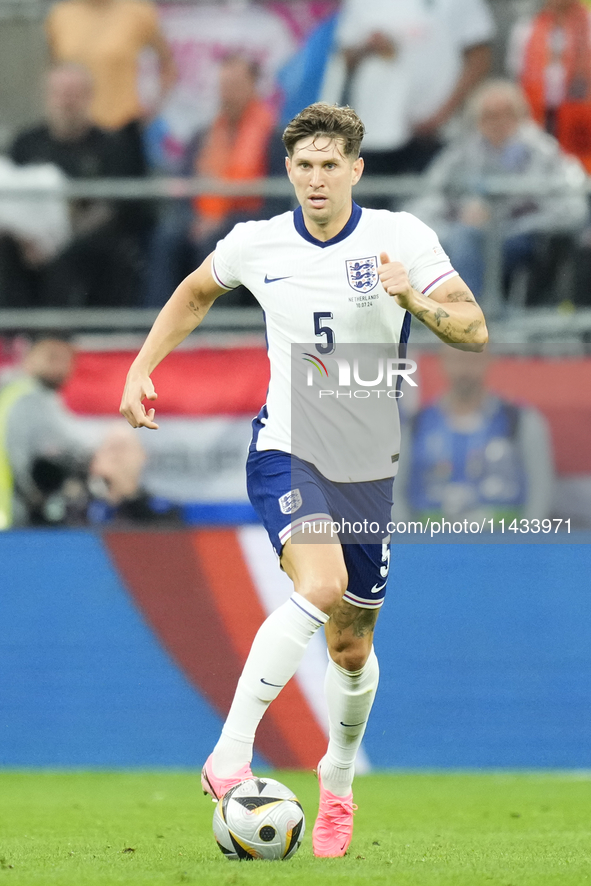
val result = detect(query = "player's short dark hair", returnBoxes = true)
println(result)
[282,102,365,159]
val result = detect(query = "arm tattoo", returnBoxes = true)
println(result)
[463,319,481,335]
[413,297,484,344]
[187,300,202,318]
[434,306,450,327]
[415,305,451,328]
[443,290,476,304]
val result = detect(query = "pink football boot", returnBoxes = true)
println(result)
[312,764,357,857]
[200,753,253,802]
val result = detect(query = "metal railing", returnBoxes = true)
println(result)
[1,173,590,343]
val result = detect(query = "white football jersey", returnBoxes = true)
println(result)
[213,203,457,482]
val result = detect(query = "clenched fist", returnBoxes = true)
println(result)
[377,252,418,310]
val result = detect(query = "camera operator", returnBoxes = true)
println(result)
[0,336,88,528]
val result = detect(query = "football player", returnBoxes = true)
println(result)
[120,102,487,857]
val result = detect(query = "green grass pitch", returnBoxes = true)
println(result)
[0,771,590,886]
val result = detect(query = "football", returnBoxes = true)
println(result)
[212,777,305,861]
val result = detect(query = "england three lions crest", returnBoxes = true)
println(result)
[346,256,379,293]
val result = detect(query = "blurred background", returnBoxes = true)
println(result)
[0,0,590,772]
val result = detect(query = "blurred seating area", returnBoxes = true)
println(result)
[1,0,591,530]
[0,0,590,316]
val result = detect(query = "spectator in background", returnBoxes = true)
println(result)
[321,0,495,178]
[0,337,180,529]
[508,0,591,172]
[146,55,276,306]
[406,80,587,303]
[45,0,175,170]
[394,348,555,525]
[0,159,71,292]
[2,63,152,306]
[88,424,182,525]
[0,337,87,528]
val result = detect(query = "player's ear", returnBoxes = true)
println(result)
[351,156,364,186]
[285,155,292,180]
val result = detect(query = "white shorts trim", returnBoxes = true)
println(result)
[278,512,333,546]
[343,590,385,609]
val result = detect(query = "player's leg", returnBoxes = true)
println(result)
[204,537,344,797]
[208,537,346,778]
[203,453,346,799]
[312,527,389,857]
[321,600,379,791]
[310,600,380,857]
[279,532,348,612]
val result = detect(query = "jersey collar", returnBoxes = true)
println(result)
[293,201,362,248]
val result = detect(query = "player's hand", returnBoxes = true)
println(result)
[119,370,159,429]
[378,253,418,310]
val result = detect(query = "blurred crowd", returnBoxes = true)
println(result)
[1,0,590,529]
[0,335,563,530]
[0,0,590,309]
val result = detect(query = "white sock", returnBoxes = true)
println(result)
[212,592,329,777]
[320,647,380,797]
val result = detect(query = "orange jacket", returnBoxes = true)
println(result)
[194,99,275,222]
[520,2,591,170]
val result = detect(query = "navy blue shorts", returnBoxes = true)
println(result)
[246,448,393,609]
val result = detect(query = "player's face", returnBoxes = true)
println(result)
[285,136,364,239]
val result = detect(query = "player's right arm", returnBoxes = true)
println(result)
[120,253,226,429]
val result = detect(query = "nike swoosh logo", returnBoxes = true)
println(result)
[370,581,387,594]
[260,678,284,688]
[340,721,365,728]
[264,274,292,284]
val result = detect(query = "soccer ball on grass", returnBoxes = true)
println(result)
[213,777,305,861]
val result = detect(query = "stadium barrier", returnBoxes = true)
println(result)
[1,528,590,769]
[1,173,591,331]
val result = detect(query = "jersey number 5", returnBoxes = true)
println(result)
[314,312,335,355]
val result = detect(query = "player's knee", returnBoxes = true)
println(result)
[297,571,347,615]
[330,642,372,672]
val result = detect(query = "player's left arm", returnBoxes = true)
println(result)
[378,253,488,351]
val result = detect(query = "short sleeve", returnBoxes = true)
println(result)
[447,0,496,50]
[397,212,459,297]
[211,223,246,290]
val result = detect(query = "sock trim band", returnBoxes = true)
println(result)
[290,595,327,626]
[291,590,330,624]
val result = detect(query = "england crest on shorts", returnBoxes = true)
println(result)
[278,489,302,515]
[345,256,379,293]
